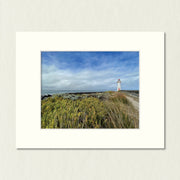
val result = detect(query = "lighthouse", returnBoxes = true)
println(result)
[117,79,121,91]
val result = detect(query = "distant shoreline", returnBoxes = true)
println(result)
[41,90,139,100]
[42,90,139,94]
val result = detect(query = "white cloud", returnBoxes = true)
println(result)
[42,64,139,91]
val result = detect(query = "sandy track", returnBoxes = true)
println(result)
[126,96,139,111]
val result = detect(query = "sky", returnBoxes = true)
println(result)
[41,51,139,91]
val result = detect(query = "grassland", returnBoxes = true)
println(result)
[41,91,139,128]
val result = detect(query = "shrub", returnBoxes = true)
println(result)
[41,92,139,128]
[41,96,108,128]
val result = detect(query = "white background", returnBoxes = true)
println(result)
[0,0,180,179]
[16,32,164,149]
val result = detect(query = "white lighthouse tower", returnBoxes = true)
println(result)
[117,79,121,91]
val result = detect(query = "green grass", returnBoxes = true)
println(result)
[41,92,139,128]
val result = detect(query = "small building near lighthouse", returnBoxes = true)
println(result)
[117,79,121,91]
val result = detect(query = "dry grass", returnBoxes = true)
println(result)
[104,92,139,128]
[41,92,139,128]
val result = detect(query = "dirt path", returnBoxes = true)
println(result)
[126,96,139,111]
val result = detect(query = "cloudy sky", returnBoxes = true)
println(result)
[41,51,139,91]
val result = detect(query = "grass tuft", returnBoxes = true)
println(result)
[41,92,139,128]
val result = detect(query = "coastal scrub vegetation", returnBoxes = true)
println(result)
[41,92,139,128]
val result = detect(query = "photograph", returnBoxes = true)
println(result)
[41,51,139,129]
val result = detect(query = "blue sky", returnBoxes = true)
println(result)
[41,51,139,91]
